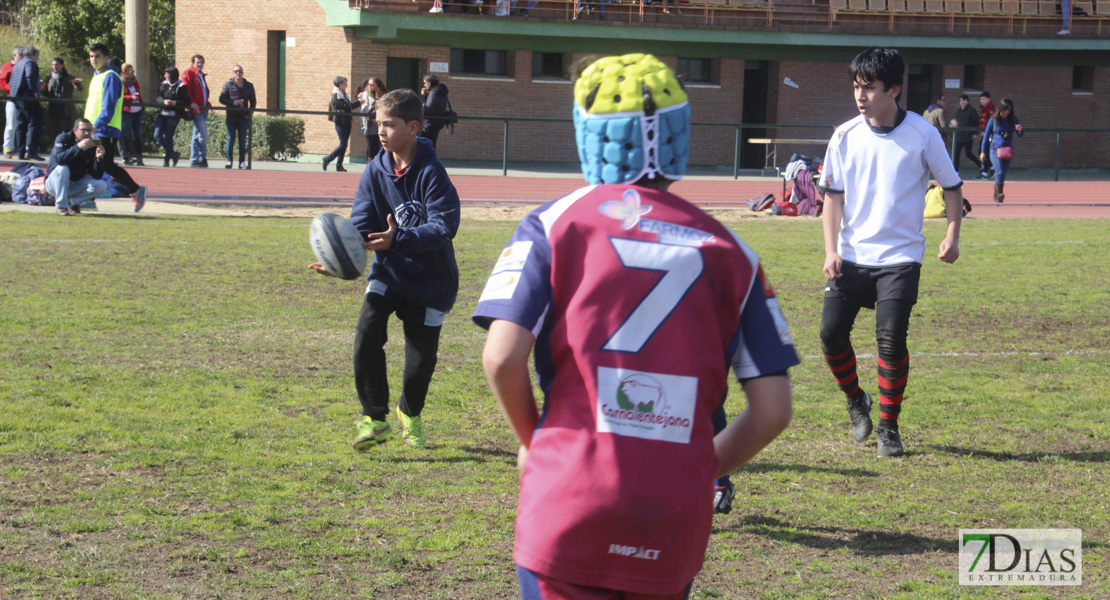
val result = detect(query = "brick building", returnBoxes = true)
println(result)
[175,0,1110,169]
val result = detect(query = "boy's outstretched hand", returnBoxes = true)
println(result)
[365,214,396,251]
[307,262,333,276]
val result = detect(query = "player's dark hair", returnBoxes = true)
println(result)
[376,88,423,125]
[88,42,109,56]
[849,47,904,101]
[993,97,1016,128]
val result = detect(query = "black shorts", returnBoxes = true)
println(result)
[825,261,921,310]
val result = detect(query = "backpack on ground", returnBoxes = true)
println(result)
[747,193,775,212]
[924,184,946,218]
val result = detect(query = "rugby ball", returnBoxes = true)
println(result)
[309,212,367,280]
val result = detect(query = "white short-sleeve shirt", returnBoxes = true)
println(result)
[819,110,962,266]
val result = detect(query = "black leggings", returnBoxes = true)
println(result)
[353,291,442,420]
[100,137,141,195]
[819,297,912,362]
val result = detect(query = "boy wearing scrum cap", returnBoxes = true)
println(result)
[473,54,798,598]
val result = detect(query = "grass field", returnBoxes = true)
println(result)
[1,210,1107,599]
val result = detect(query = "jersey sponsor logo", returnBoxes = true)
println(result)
[492,241,532,274]
[638,219,715,247]
[596,367,696,444]
[478,271,520,302]
[600,188,653,230]
[608,544,661,560]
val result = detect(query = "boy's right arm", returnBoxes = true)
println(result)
[349,167,383,239]
[714,375,793,477]
[482,319,540,468]
[821,192,845,280]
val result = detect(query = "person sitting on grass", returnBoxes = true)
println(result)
[473,53,798,599]
[45,117,109,216]
[308,89,460,451]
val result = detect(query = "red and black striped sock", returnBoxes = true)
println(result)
[877,353,909,430]
[823,345,861,399]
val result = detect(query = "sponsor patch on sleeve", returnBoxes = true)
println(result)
[492,241,532,274]
[479,271,521,302]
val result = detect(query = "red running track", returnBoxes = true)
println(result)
[8,160,1110,219]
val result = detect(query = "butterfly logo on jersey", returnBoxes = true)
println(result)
[600,189,652,230]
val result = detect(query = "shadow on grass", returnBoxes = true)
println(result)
[721,515,952,556]
[741,462,880,478]
[375,445,516,466]
[86,214,169,220]
[929,445,1110,463]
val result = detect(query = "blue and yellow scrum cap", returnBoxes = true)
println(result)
[573,53,691,185]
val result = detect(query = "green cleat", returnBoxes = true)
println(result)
[353,416,391,451]
[396,407,426,449]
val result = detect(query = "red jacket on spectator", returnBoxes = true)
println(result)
[122,77,143,113]
[0,60,14,94]
[181,65,211,114]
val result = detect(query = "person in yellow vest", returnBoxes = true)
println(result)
[84,42,146,212]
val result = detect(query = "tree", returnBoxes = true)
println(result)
[23,0,175,74]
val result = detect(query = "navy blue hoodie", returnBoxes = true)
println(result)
[350,137,460,313]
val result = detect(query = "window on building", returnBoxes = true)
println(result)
[676,58,713,84]
[963,65,984,91]
[1073,66,1094,93]
[532,52,566,80]
[450,49,508,76]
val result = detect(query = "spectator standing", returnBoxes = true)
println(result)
[11,46,44,160]
[308,89,461,451]
[1059,0,1072,34]
[818,47,963,458]
[120,63,145,165]
[219,65,256,169]
[419,74,449,149]
[952,94,982,174]
[323,76,352,172]
[44,57,83,139]
[181,54,211,168]
[2,46,23,158]
[474,54,796,598]
[357,77,386,162]
[976,91,995,179]
[979,97,1022,204]
[922,94,946,143]
[155,66,188,167]
[45,117,109,216]
[84,42,147,212]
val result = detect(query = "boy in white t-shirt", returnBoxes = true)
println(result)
[818,47,963,458]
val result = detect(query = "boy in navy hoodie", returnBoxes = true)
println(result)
[310,88,460,451]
